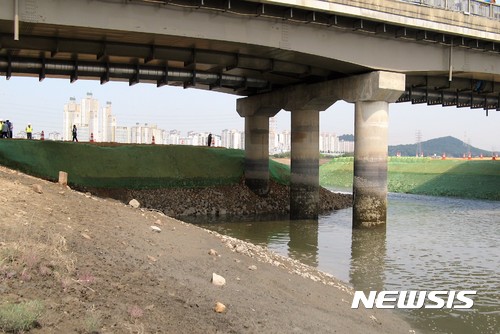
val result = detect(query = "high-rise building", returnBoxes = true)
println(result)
[63,93,99,141]
[115,126,129,143]
[101,101,116,142]
[221,129,244,149]
[62,97,80,141]
[269,117,277,154]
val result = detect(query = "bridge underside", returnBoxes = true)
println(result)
[1,0,500,109]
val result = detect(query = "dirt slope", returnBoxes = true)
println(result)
[0,165,414,333]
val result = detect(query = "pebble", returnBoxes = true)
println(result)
[129,199,140,208]
[214,302,226,313]
[211,273,226,286]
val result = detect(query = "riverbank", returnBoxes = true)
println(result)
[0,140,352,217]
[319,157,500,200]
[83,181,352,218]
[0,165,414,333]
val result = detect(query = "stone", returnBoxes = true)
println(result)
[154,219,163,226]
[214,302,226,313]
[58,171,68,186]
[235,245,246,253]
[211,273,226,286]
[208,249,218,256]
[248,265,257,271]
[151,226,161,233]
[129,199,140,208]
[32,184,43,194]
[81,233,91,240]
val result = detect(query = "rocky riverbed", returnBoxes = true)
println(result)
[85,181,352,218]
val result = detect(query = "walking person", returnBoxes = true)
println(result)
[72,125,78,142]
[207,133,212,147]
[25,124,33,139]
[1,121,8,138]
[6,120,13,138]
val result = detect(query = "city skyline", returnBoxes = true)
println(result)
[60,93,354,154]
[1,76,499,151]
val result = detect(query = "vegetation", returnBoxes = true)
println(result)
[1,139,498,200]
[0,140,290,189]
[338,134,354,141]
[320,157,500,200]
[0,300,44,333]
[271,152,290,158]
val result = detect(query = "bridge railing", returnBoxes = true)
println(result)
[401,0,500,20]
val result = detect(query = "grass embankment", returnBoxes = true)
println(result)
[0,140,290,189]
[320,157,500,200]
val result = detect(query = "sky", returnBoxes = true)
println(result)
[0,76,499,152]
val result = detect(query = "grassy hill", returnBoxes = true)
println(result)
[320,157,500,200]
[0,140,290,189]
[388,136,492,157]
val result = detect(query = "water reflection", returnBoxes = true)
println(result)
[350,226,386,292]
[192,194,500,334]
[288,220,319,267]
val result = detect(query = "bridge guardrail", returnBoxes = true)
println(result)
[400,0,500,20]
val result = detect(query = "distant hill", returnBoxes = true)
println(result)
[339,134,354,141]
[389,136,493,157]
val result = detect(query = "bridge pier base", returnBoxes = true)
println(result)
[353,101,389,228]
[244,115,270,196]
[290,109,320,220]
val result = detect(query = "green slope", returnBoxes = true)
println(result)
[320,157,500,200]
[0,140,290,189]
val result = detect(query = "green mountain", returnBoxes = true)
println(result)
[389,136,493,158]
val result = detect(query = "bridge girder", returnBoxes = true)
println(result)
[0,0,500,110]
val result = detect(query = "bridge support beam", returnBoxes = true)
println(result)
[290,109,320,220]
[244,115,271,195]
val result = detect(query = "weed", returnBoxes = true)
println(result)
[78,272,96,286]
[84,305,102,334]
[0,300,44,332]
[0,247,20,264]
[128,305,144,319]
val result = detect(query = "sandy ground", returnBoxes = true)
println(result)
[0,165,414,333]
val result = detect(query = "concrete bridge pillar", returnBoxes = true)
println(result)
[290,109,320,220]
[343,72,405,228]
[244,115,270,195]
[237,71,404,225]
[353,101,389,228]
[237,99,280,196]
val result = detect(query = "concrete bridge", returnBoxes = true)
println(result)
[1,0,499,227]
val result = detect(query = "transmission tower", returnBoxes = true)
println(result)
[415,130,423,157]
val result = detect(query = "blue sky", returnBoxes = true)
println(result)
[1,76,499,152]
